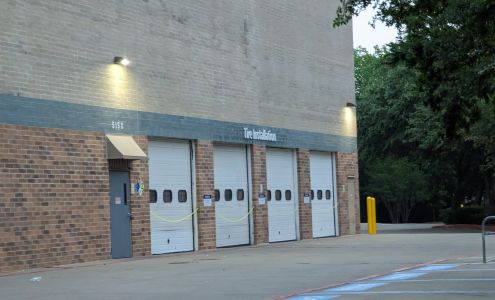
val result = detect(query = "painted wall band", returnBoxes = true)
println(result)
[0,95,357,152]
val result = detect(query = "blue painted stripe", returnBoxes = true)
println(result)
[289,296,339,300]
[324,282,387,292]
[375,272,426,281]
[415,264,458,271]
[309,290,495,295]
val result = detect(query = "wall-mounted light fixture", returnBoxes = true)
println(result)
[114,56,130,66]
[346,102,356,108]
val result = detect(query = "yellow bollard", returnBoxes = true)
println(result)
[366,196,372,234]
[367,196,377,234]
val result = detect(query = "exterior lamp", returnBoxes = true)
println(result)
[114,56,130,66]
[346,102,356,108]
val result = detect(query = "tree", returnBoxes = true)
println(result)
[363,157,429,223]
[341,0,495,210]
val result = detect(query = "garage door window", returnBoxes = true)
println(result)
[214,189,220,201]
[149,190,157,203]
[285,190,291,201]
[325,190,331,200]
[267,190,272,201]
[178,190,187,203]
[317,190,323,200]
[163,190,173,203]
[311,190,314,200]
[225,189,232,201]
[237,189,244,201]
[275,190,282,201]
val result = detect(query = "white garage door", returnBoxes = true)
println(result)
[214,145,250,247]
[266,148,297,242]
[148,140,194,254]
[310,152,337,237]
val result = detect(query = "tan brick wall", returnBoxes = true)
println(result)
[335,152,360,235]
[0,1,354,137]
[250,144,268,244]
[129,136,151,257]
[296,149,312,239]
[194,140,216,249]
[0,125,151,273]
[0,124,111,272]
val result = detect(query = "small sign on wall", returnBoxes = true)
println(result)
[258,193,266,205]
[303,193,310,204]
[132,178,144,196]
[203,194,212,207]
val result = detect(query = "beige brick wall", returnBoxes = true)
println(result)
[129,136,151,257]
[250,144,268,244]
[0,0,354,137]
[0,125,110,272]
[296,149,312,239]
[336,152,360,235]
[194,140,216,250]
[0,125,150,273]
[0,124,359,272]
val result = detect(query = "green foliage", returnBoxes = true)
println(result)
[338,0,495,137]
[363,157,430,223]
[346,1,495,217]
[468,97,495,171]
[440,205,486,225]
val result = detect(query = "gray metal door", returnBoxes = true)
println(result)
[109,171,132,258]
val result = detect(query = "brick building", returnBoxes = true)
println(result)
[0,1,359,273]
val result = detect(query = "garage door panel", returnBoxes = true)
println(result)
[149,140,194,254]
[214,145,250,248]
[310,152,337,238]
[267,148,298,242]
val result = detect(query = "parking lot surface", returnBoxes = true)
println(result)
[1,228,493,300]
[288,257,495,299]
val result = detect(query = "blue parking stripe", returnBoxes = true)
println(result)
[289,296,339,300]
[374,271,426,281]
[415,264,458,271]
[286,263,462,299]
[324,282,387,292]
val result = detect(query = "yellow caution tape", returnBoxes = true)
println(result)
[150,208,198,223]
[218,206,254,223]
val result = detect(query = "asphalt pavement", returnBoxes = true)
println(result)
[1,227,493,300]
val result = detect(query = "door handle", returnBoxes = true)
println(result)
[128,212,133,219]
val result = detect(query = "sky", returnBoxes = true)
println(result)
[352,6,398,51]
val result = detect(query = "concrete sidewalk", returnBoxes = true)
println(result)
[1,228,492,300]
[360,222,442,233]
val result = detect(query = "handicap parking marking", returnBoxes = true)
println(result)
[284,262,465,299]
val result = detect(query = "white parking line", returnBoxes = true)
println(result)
[287,262,495,299]
[307,290,495,296]
[371,278,495,283]
[422,268,495,272]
